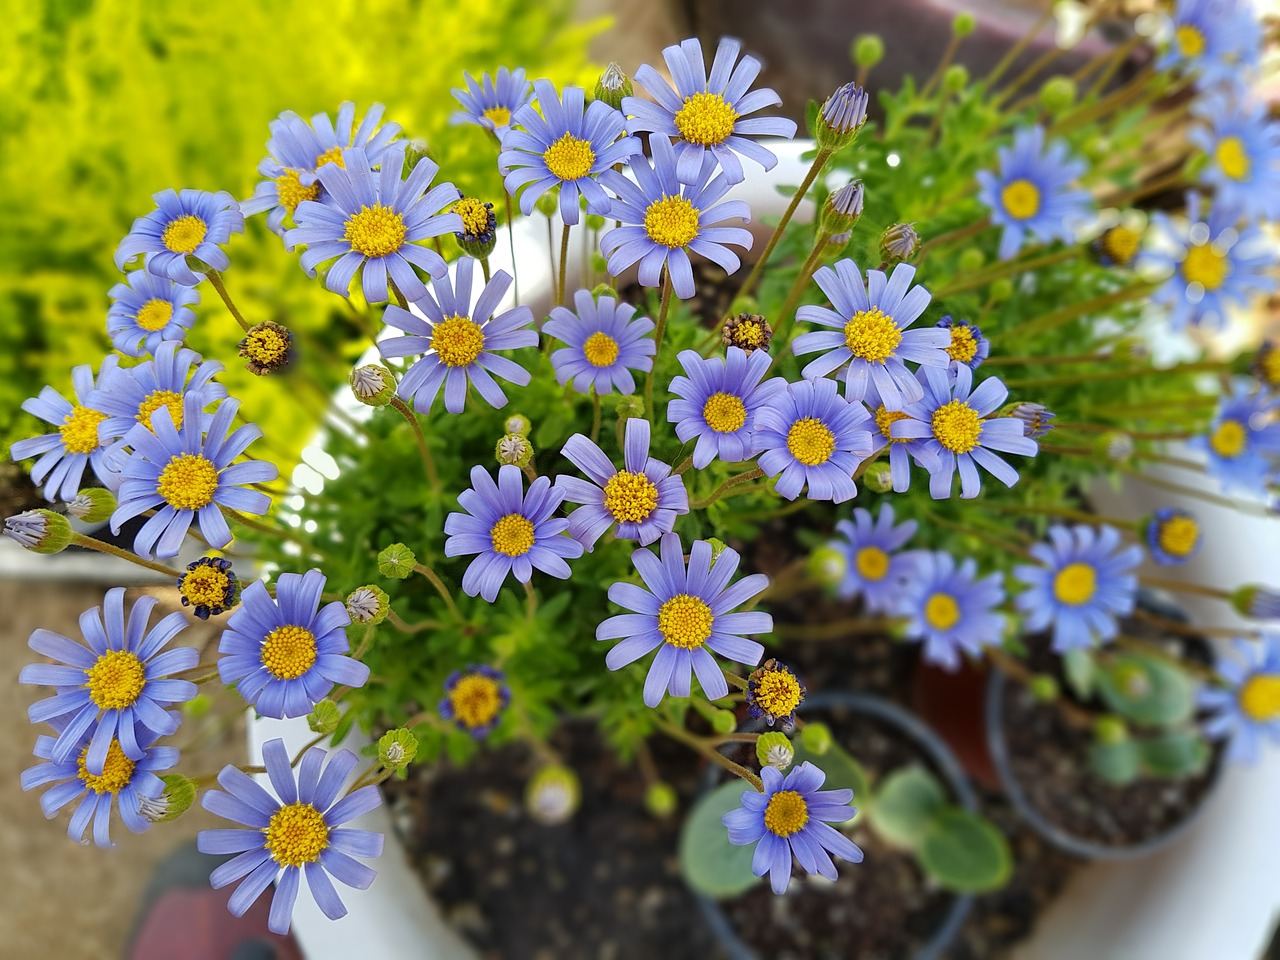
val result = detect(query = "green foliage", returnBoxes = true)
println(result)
[918,808,1013,893]
[1096,652,1196,727]
[793,740,870,809]
[1088,737,1142,785]
[680,781,762,898]
[1139,729,1211,779]
[868,765,946,847]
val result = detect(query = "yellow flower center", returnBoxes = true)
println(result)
[602,470,660,523]
[753,670,803,718]
[702,392,748,433]
[241,325,291,369]
[763,790,809,837]
[786,417,836,466]
[264,802,330,868]
[136,389,184,433]
[931,400,982,454]
[162,214,208,254]
[1214,136,1250,181]
[643,195,700,248]
[1209,419,1246,458]
[431,314,486,367]
[316,146,346,169]
[483,106,512,128]
[924,593,960,630]
[85,650,147,710]
[77,740,135,794]
[843,307,901,363]
[674,91,738,147]
[1260,348,1280,388]
[1239,675,1280,722]
[157,454,220,511]
[855,546,890,581]
[180,565,232,609]
[59,405,107,455]
[874,405,911,444]
[542,133,596,181]
[1157,515,1200,558]
[1053,562,1097,606]
[275,169,321,212]
[582,331,620,367]
[1100,225,1142,265]
[1182,243,1229,291]
[135,298,175,332]
[260,624,317,680]
[732,320,766,349]
[657,594,714,649]
[1175,24,1206,58]
[449,674,505,729]
[945,325,979,364]
[490,513,536,557]
[1001,179,1041,220]
[454,197,492,237]
[344,203,407,258]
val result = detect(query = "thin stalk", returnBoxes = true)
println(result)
[986,647,1094,729]
[290,733,329,767]
[557,223,571,307]
[920,33,962,100]
[932,246,1079,298]
[504,191,520,305]
[72,533,184,578]
[205,271,253,333]
[389,280,410,311]
[654,716,763,791]
[691,468,765,510]
[590,386,601,444]
[764,236,828,377]
[522,580,538,621]
[925,510,1033,560]
[390,397,441,492]
[982,7,1055,88]
[914,218,990,261]
[1002,358,1223,389]
[999,283,1154,340]
[644,272,675,423]
[414,561,465,623]
[1139,576,1229,600]
[480,257,492,284]
[1120,466,1259,513]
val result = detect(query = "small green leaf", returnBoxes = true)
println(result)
[918,808,1013,893]
[679,781,763,899]
[792,740,870,812]
[1140,728,1210,779]
[1063,648,1096,699]
[1088,738,1142,785]
[1097,653,1194,727]
[329,709,356,748]
[868,765,946,849]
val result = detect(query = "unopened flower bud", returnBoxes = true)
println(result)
[346,585,390,625]
[1094,715,1128,744]
[1039,76,1077,115]
[943,64,969,93]
[65,488,116,524]
[953,11,976,36]
[239,321,293,376]
[535,191,558,218]
[3,509,72,554]
[821,181,865,235]
[644,781,678,818]
[880,223,920,263]
[1232,585,1280,620]
[496,433,535,467]
[307,700,340,735]
[378,728,419,774]
[350,364,395,406]
[594,62,632,110]
[1111,336,1150,364]
[142,774,197,823]
[816,83,869,150]
[401,138,432,177]
[863,459,894,493]
[958,248,985,273]
[800,722,833,755]
[526,764,581,825]
[504,413,532,436]
[756,731,795,771]
[377,542,417,579]
[809,544,848,588]
[615,394,645,422]
[721,312,773,354]
[1097,430,1133,463]
[852,34,884,70]
[1030,674,1059,702]
[183,693,212,720]
[705,538,729,562]
[989,277,1014,302]
[1002,401,1055,439]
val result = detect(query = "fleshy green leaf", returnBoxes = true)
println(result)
[868,765,947,849]
[1140,728,1210,779]
[679,781,763,899]
[1063,648,1096,700]
[1096,652,1194,727]
[918,808,1013,892]
[1088,737,1142,785]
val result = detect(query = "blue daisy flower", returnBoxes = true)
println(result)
[444,464,584,602]
[380,257,537,414]
[544,289,656,396]
[977,125,1093,260]
[1186,382,1280,492]
[1145,507,1203,565]
[106,270,200,358]
[110,393,276,558]
[21,723,178,847]
[624,36,798,185]
[499,79,641,226]
[241,102,403,239]
[556,417,689,549]
[753,378,875,503]
[937,316,989,371]
[1189,92,1280,222]
[115,188,245,287]
[722,761,863,895]
[285,143,463,305]
[1014,524,1142,653]
[597,533,770,707]
[439,664,511,738]
[667,346,787,469]
[832,504,921,615]
[1157,0,1261,90]
[217,569,368,720]
[197,739,384,935]
[450,68,534,142]
[860,377,939,494]
[19,587,197,772]
[10,362,121,501]
[1199,636,1280,764]
[889,365,1038,500]
[599,133,753,299]
[895,550,1006,671]
[793,260,948,407]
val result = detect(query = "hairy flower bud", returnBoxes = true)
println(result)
[809,544,848,588]
[141,774,198,823]
[820,181,865,235]
[594,62,633,110]
[65,488,117,524]
[308,700,341,735]
[756,731,795,771]
[350,364,396,406]
[504,413,533,436]
[346,585,390,625]
[880,222,920,263]
[526,764,581,825]
[644,781,678,818]
[852,34,884,70]
[863,460,894,493]
[2,509,72,554]
[816,83,869,150]
[495,433,535,467]
[377,542,417,579]
[378,728,419,775]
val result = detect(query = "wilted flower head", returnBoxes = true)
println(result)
[239,321,293,376]
[721,312,773,354]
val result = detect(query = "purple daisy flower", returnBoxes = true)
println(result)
[1186,382,1280,493]
[937,316,989,371]
[285,143,463,305]
[722,761,863,895]
[889,365,1038,500]
[832,504,921,615]
[753,378,875,503]
[19,587,197,771]
[499,79,641,225]
[197,739,385,935]
[555,417,689,549]
[597,533,770,707]
[1199,636,1280,765]
[217,569,367,720]
[599,133,753,300]
[544,289,656,396]
[860,377,939,493]
[106,270,200,358]
[110,392,276,559]
[114,188,245,287]
[1189,91,1280,222]
[444,464,585,602]
[380,257,537,414]
[667,346,787,468]
[895,551,1006,671]
[439,664,511,738]
[450,68,534,143]
[793,260,948,408]
[1145,507,1203,565]
[624,36,798,185]
[1158,0,1261,91]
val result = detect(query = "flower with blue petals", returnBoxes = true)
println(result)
[1014,525,1142,653]
[832,504,921,615]
[380,257,537,414]
[667,346,787,469]
[544,289,655,396]
[977,125,1093,260]
[1199,636,1280,764]
[1157,0,1261,90]
[860,378,939,493]
[115,188,245,286]
[110,393,276,558]
[106,271,200,358]
[624,36,798,185]
[285,143,462,305]
[197,739,384,935]
[556,417,689,549]
[937,316,989,371]
[1187,382,1280,492]
[1189,92,1280,222]
[500,79,640,225]
[439,664,511,737]
[19,587,197,772]
[896,551,1006,671]
[445,464,584,602]
[793,260,947,407]
[600,133,753,300]
[1145,507,1203,565]
[597,533,770,707]
[753,378,874,503]
[218,569,368,719]
[450,68,534,142]
[722,761,863,895]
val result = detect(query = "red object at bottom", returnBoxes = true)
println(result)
[128,887,303,960]
[912,656,1001,791]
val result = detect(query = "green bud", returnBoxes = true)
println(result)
[809,544,848,589]
[953,11,976,36]
[644,781,678,818]
[350,364,395,406]
[708,707,738,735]
[1232,585,1280,619]
[756,731,795,770]
[1097,431,1134,464]
[800,722,833,755]
[852,34,884,70]
[863,459,894,494]
[1111,336,1150,365]
[1039,76,1077,115]
[958,248,986,274]
[504,413,532,436]
[1114,662,1151,698]
[989,278,1014,302]
[591,252,609,275]
[943,64,969,93]
[1029,674,1059,702]
[377,542,417,579]
[495,433,535,468]
[1095,715,1128,744]
[401,138,432,177]
[705,538,729,561]
[815,83,869,150]
[585,213,607,231]
[594,62,633,110]
[2,509,72,555]
[346,585,390,625]
[378,728,419,773]
[880,223,920,263]
[615,394,645,422]
[183,693,212,720]
[65,488,117,524]
[526,764,582,825]
[142,774,198,823]
[590,283,617,300]
[820,180,865,235]
[535,191,559,218]
[308,700,341,735]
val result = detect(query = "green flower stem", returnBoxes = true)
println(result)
[590,386,601,444]
[931,246,1080,298]
[983,349,1109,366]
[219,506,316,555]
[653,716,762,792]
[672,455,693,476]
[986,647,1095,729]
[385,609,442,635]
[925,509,1034,560]
[914,217,990,262]
[924,89,954,142]
[413,561,465,624]
[1042,443,1205,473]
[351,623,377,660]
[979,500,1139,529]
[546,217,556,309]
[522,580,538,621]
[999,283,1154,340]
[557,223,571,307]
[714,732,761,745]
[644,271,675,424]
[980,6,1054,88]
[389,396,441,493]
[70,533,184,578]
[503,191,520,306]
[764,232,829,377]
[388,280,410,310]
[1119,466,1265,514]
[1139,576,1231,600]
[1048,65,1162,136]
[290,733,329,768]
[1131,607,1257,640]
[1054,421,1200,441]
[205,270,254,334]
[919,32,962,101]
[690,468,765,510]
[1084,32,1148,100]
[1102,167,1192,209]
[722,669,748,691]
[1115,634,1220,683]
[480,256,492,284]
